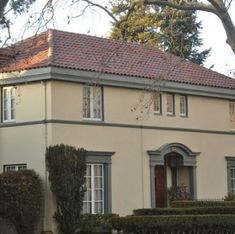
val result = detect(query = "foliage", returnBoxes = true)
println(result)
[78,213,119,233]
[110,0,210,65]
[46,144,87,234]
[224,193,235,201]
[0,169,43,234]
[133,206,235,216]
[168,186,192,202]
[171,200,235,208]
[111,215,235,233]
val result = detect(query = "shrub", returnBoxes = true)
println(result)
[224,193,235,201]
[111,215,235,233]
[171,200,235,208]
[0,169,43,234]
[46,144,87,234]
[133,206,235,216]
[78,213,119,233]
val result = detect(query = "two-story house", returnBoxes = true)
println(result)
[0,29,235,233]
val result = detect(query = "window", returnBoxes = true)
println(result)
[180,95,188,117]
[166,94,174,115]
[230,101,235,122]
[153,93,162,114]
[83,151,114,214]
[83,86,102,120]
[2,86,16,122]
[226,157,235,194]
[83,164,104,214]
[4,163,27,172]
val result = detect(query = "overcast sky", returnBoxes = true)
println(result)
[6,0,235,77]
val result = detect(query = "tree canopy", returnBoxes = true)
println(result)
[110,0,210,65]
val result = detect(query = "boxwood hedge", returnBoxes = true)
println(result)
[133,206,235,216]
[111,215,235,233]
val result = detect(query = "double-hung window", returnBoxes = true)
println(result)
[2,86,16,122]
[180,95,188,117]
[83,86,102,120]
[83,164,104,214]
[153,93,162,115]
[166,94,175,116]
[4,163,27,172]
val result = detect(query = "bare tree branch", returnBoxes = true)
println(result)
[144,0,218,14]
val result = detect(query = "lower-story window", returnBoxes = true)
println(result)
[83,151,114,214]
[4,163,27,172]
[83,164,104,214]
[226,157,235,194]
[230,167,235,194]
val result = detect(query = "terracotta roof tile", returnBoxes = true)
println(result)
[0,29,235,90]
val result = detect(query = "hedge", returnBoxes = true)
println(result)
[171,200,235,208]
[133,206,235,216]
[111,215,235,233]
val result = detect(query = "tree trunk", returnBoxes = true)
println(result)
[0,0,9,18]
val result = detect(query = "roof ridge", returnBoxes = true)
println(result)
[47,29,54,65]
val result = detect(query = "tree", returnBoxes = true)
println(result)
[0,169,43,234]
[46,144,87,234]
[0,0,36,45]
[110,0,210,65]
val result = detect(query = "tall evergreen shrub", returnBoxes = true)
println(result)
[46,144,87,234]
[0,169,43,234]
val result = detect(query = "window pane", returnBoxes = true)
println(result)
[154,93,161,114]
[83,86,91,118]
[94,177,102,189]
[92,87,101,119]
[167,94,174,115]
[180,96,187,116]
[230,102,235,122]
[94,165,102,176]
[94,202,103,214]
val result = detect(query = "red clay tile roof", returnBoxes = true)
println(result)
[0,29,235,90]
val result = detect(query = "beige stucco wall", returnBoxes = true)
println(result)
[0,79,235,234]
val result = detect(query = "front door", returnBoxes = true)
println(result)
[155,166,165,207]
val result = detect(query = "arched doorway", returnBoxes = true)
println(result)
[148,143,200,207]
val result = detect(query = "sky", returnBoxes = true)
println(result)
[5,0,235,76]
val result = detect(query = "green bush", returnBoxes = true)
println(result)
[171,200,235,208]
[224,193,235,201]
[111,215,235,233]
[78,213,119,233]
[134,206,235,216]
[0,169,43,234]
[46,144,87,234]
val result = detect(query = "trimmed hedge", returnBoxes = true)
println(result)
[111,215,235,233]
[78,213,119,233]
[171,200,235,208]
[134,206,235,216]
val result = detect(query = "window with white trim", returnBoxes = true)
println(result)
[180,95,188,117]
[231,167,235,194]
[230,101,235,122]
[2,87,16,122]
[83,164,104,214]
[4,163,27,172]
[153,93,162,114]
[83,86,102,120]
[166,94,174,115]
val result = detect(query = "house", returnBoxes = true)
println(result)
[0,29,235,233]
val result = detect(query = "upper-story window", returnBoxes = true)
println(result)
[153,93,162,115]
[4,163,27,172]
[179,95,188,117]
[230,101,235,122]
[2,87,16,122]
[83,86,102,120]
[166,94,175,116]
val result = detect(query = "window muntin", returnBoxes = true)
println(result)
[153,93,162,114]
[230,102,235,122]
[180,95,188,117]
[166,94,174,115]
[83,164,104,214]
[4,164,27,172]
[3,87,16,122]
[83,86,102,120]
[231,167,235,194]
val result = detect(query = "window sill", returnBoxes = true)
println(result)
[166,114,175,117]
[2,120,16,124]
[82,118,103,122]
[180,115,188,118]
[153,112,162,116]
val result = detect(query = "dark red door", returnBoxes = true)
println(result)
[155,166,165,207]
